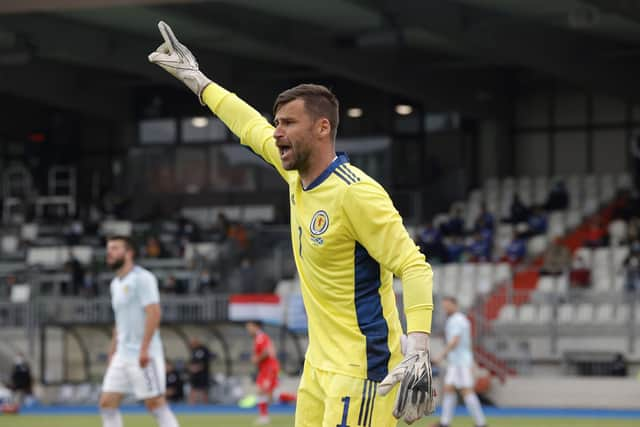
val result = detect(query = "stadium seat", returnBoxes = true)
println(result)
[612,246,630,270]
[557,304,575,324]
[494,263,512,283]
[566,210,582,229]
[518,304,537,324]
[537,305,553,324]
[537,276,555,294]
[527,235,548,257]
[614,304,630,325]
[533,176,549,205]
[594,304,615,325]
[476,263,494,294]
[582,197,599,216]
[495,304,517,325]
[574,303,593,324]
[617,172,632,190]
[599,174,615,202]
[608,220,628,246]
[574,247,593,268]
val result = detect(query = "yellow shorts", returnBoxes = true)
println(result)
[294,360,398,427]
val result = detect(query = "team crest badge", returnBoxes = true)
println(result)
[310,210,329,236]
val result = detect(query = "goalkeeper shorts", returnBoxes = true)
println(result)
[294,360,397,427]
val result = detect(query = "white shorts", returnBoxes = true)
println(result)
[444,365,474,389]
[102,354,165,400]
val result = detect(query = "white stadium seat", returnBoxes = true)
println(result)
[557,304,575,324]
[574,303,593,324]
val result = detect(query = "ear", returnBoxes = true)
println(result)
[316,117,331,138]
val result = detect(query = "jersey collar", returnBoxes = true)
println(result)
[303,152,349,191]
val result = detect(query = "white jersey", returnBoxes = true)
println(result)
[444,312,473,367]
[110,265,163,360]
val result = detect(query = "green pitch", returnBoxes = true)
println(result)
[2,415,639,427]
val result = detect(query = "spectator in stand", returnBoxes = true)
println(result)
[611,353,628,377]
[540,240,571,276]
[468,231,491,262]
[445,236,467,263]
[9,353,32,404]
[527,207,548,236]
[1,274,17,300]
[623,245,640,294]
[545,180,569,211]
[503,231,527,264]
[474,203,495,233]
[417,221,447,264]
[569,255,591,289]
[583,216,607,248]
[165,359,184,402]
[162,275,187,295]
[442,206,465,237]
[144,236,168,258]
[63,254,86,296]
[508,194,530,224]
[214,213,231,242]
[228,221,249,253]
[197,269,218,294]
[188,338,211,404]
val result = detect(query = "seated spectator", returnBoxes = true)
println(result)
[162,275,187,294]
[228,222,249,253]
[166,359,184,402]
[610,353,628,377]
[527,207,548,236]
[569,255,591,289]
[442,207,465,237]
[197,269,219,294]
[623,246,640,294]
[214,212,231,242]
[468,231,491,262]
[144,236,168,258]
[474,203,495,233]
[540,240,571,276]
[508,194,530,224]
[63,255,85,296]
[503,232,527,264]
[583,216,607,248]
[545,180,569,211]
[445,236,467,263]
[417,221,446,263]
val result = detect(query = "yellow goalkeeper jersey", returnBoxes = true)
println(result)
[202,83,433,382]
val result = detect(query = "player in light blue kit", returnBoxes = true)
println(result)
[432,296,487,427]
[99,236,180,427]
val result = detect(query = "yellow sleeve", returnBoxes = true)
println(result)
[343,181,434,333]
[201,82,293,182]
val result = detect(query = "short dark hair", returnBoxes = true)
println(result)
[442,296,458,305]
[107,235,136,256]
[246,320,264,328]
[273,84,339,140]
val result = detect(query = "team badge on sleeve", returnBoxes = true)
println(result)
[310,210,329,235]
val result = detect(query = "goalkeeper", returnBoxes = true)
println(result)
[149,21,435,426]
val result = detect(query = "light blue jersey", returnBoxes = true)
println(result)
[110,266,163,360]
[445,312,473,367]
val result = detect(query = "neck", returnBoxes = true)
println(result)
[299,148,337,188]
[117,262,134,279]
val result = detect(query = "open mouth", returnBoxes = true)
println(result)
[278,145,291,159]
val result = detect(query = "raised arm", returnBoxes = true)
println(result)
[148,21,292,181]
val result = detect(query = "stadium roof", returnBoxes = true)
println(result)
[1,0,640,118]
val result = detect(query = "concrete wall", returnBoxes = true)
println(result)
[489,377,640,409]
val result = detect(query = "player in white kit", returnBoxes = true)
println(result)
[99,236,180,427]
[432,296,487,427]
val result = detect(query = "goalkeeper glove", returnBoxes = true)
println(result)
[378,332,435,424]
[148,21,211,104]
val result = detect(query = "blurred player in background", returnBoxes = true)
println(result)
[149,22,434,426]
[246,321,280,425]
[99,236,180,427]
[432,296,487,427]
